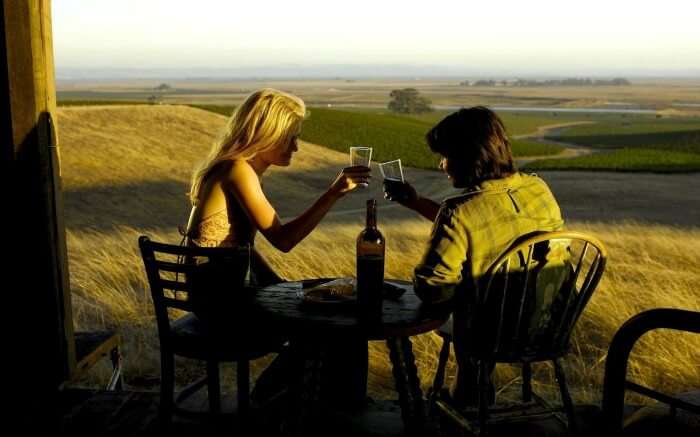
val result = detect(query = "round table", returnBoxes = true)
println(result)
[253,278,452,436]
[254,278,450,338]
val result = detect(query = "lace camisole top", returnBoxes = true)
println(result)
[188,194,256,248]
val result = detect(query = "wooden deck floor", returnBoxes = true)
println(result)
[59,388,428,437]
[57,388,613,437]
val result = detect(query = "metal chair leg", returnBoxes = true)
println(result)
[206,360,221,414]
[553,359,577,432]
[107,345,123,391]
[522,362,532,402]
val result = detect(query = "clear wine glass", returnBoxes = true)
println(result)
[350,146,372,188]
[379,159,404,183]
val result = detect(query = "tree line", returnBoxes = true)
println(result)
[460,78,631,87]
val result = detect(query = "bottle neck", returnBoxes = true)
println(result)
[366,199,377,229]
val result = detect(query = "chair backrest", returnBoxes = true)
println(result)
[470,231,607,362]
[138,236,251,341]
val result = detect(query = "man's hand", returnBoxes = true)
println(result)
[383,179,418,207]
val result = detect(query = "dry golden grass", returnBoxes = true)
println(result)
[59,105,700,405]
[66,221,700,404]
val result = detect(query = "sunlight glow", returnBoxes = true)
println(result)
[53,0,700,74]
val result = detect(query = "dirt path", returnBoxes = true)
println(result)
[515,121,598,166]
[513,121,596,141]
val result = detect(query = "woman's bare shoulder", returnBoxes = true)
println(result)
[225,160,261,190]
[227,159,254,177]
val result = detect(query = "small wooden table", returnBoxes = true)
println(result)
[253,278,452,436]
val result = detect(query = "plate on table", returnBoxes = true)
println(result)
[302,277,357,306]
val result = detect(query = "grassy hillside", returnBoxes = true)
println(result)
[58,105,700,405]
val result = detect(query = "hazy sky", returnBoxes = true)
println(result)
[53,0,700,76]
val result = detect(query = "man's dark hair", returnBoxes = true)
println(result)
[426,106,516,187]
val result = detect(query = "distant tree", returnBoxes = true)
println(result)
[459,80,471,87]
[474,79,497,87]
[147,94,161,104]
[611,77,631,86]
[388,88,433,114]
[154,83,172,92]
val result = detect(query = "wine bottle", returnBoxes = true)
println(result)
[356,198,385,313]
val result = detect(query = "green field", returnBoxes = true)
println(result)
[524,117,700,172]
[548,118,700,154]
[193,105,565,169]
[524,148,700,172]
[319,107,597,137]
[408,110,596,136]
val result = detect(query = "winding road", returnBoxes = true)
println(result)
[514,121,597,166]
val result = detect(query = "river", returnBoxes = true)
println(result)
[433,105,659,115]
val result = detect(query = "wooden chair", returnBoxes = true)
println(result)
[430,231,607,436]
[138,236,285,425]
[602,308,700,433]
[71,331,123,391]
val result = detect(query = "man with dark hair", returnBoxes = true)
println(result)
[384,106,564,406]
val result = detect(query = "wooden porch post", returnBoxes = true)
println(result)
[2,0,74,433]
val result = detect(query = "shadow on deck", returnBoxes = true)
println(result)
[59,388,609,437]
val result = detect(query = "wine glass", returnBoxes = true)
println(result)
[379,159,404,184]
[350,146,372,188]
[380,159,409,202]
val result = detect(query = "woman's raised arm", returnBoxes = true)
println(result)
[226,161,370,252]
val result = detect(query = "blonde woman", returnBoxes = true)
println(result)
[186,88,370,285]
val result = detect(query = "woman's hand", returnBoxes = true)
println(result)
[329,166,372,196]
[383,179,418,207]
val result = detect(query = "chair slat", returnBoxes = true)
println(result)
[159,278,190,292]
[162,296,193,311]
[579,251,601,296]
[493,259,510,353]
[147,238,250,257]
[154,259,198,274]
[564,251,603,340]
[553,241,590,341]
[482,259,506,305]
[513,245,535,346]
[570,241,589,291]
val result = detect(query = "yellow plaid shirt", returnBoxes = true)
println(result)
[414,172,564,304]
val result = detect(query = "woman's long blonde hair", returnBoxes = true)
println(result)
[189,88,306,204]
